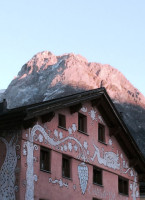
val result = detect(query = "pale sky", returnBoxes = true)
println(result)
[0,0,145,96]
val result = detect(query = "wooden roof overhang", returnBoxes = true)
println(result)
[0,87,145,177]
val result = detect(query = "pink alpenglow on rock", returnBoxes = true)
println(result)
[1,51,145,157]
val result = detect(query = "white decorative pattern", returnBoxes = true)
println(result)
[59,132,63,139]
[54,129,58,138]
[91,144,120,170]
[123,160,128,169]
[98,115,105,124]
[83,141,88,149]
[64,144,68,151]
[88,109,97,121]
[74,144,78,152]
[132,173,139,200]
[24,141,35,200]
[78,162,88,194]
[108,139,112,146]
[24,124,89,200]
[49,178,68,188]
[130,170,134,177]
[0,136,18,200]
[130,183,133,190]
[23,148,27,156]
[61,146,64,152]
[68,142,72,151]
[68,127,72,135]
[81,107,87,112]
[72,124,77,132]
[124,168,139,200]
[38,134,43,143]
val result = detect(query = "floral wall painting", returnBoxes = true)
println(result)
[0,136,18,200]
[23,124,90,199]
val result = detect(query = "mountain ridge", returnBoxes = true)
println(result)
[1,51,145,155]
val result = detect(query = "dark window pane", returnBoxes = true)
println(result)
[93,198,101,200]
[62,156,71,178]
[59,114,66,128]
[40,147,51,172]
[98,123,105,143]
[78,113,87,133]
[118,177,128,195]
[93,167,102,185]
[140,182,145,196]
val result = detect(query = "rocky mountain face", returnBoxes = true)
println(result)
[1,51,145,155]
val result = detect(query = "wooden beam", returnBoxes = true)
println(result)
[138,174,145,181]
[109,127,122,137]
[23,117,37,129]
[69,103,82,114]
[40,112,55,123]
[129,158,139,168]
[91,98,102,107]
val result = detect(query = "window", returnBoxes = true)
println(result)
[140,182,145,196]
[58,114,66,128]
[62,155,71,178]
[40,147,51,172]
[78,113,87,133]
[39,199,49,200]
[98,123,105,143]
[93,166,103,185]
[118,176,128,195]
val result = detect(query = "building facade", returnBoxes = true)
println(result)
[0,88,145,200]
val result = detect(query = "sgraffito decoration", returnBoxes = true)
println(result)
[49,178,68,188]
[78,162,88,194]
[24,124,89,199]
[124,168,139,200]
[0,136,18,200]
[81,107,87,113]
[23,108,139,198]
[91,144,120,170]
[131,173,139,200]
[23,133,38,200]
[88,109,97,122]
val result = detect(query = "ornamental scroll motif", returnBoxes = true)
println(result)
[24,124,89,199]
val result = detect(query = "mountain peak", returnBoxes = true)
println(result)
[1,51,145,155]
[3,51,145,109]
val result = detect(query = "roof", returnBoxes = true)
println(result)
[0,87,145,177]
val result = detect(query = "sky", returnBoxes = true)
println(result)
[0,0,145,96]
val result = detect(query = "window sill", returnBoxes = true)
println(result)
[62,176,72,181]
[119,193,129,197]
[78,130,89,136]
[140,195,145,197]
[58,126,68,131]
[40,169,51,174]
[93,182,103,187]
[98,140,107,145]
